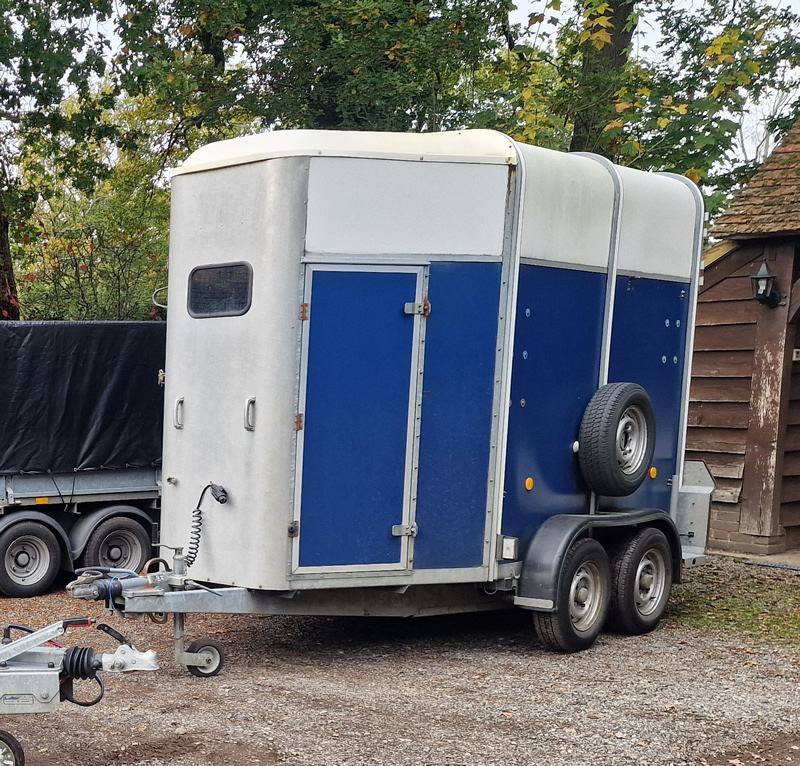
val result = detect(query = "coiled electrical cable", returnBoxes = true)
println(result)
[185,484,211,568]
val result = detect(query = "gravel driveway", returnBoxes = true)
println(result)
[2,557,799,766]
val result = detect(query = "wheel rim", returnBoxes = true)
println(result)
[616,404,648,475]
[197,646,221,674]
[634,547,667,616]
[5,535,51,586]
[97,530,144,569]
[569,561,606,633]
[0,737,18,766]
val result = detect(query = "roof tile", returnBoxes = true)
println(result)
[710,118,800,238]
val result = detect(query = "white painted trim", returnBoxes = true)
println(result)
[303,253,501,264]
[658,173,705,498]
[487,145,525,580]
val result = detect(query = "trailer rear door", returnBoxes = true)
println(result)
[293,265,425,571]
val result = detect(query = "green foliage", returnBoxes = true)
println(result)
[0,0,120,319]
[116,1,515,132]
[11,98,178,320]
[3,0,800,321]
[512,0,800,212]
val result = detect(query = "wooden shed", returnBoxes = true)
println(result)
[687,118,800,554]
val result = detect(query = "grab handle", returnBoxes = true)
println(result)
[244,397,256,431]
[173,397,184,429]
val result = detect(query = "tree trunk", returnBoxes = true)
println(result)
[0,194,20,320]
[569,0,638,156]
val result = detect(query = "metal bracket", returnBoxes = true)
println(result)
[391,523,418,538]
[403,297,431,317]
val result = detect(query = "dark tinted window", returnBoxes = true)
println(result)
[188,263,252,318]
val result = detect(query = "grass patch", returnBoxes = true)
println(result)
[665,557,800,644]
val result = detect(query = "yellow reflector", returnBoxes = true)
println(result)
[35,497,50,505]
[525,477,534,491]
[649,467,658,479]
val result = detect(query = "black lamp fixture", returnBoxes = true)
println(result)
[750,261,781,308]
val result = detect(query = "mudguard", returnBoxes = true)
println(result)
[514,510,682,612]
[68,505,156,561]
[0,510,74,568]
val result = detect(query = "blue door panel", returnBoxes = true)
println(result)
[412,262,502,570]
[298,270,417,568]
[501,265,607,548]
[604,276,690,512]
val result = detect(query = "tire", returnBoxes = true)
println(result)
[0,522,61,598]
[533,538,610,653]
[186,638,225,677]
[578,383,656,497]
[607,527,673,635]
[0,729,24,766]
[79,517,152,572]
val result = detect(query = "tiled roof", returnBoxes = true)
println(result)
[711,118,800,239]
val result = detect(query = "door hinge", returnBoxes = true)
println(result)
[300,303,309,321]
[403,297,431,317]
[295,413,304,431]
[288,521,299,538]
[392,522,418,538]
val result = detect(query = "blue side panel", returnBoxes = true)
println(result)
[413,262,502,570]
[501,265,607,549]
[299,270,418,567]
[604,276,690,513]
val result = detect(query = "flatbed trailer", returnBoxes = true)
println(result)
[0,321,165,597]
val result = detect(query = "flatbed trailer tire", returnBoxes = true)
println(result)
[0,522,61,598]
[79,517,152,573]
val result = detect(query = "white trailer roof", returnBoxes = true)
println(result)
[173,129,519,176]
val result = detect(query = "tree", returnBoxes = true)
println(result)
[10,95,235,320]
[507,0,800,211]
[115,1,515,133]
[0,0,117,319]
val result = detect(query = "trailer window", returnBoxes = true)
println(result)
[188,263,252,318]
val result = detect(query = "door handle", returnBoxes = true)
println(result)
[244,397,256,431]
[173,397,184,429]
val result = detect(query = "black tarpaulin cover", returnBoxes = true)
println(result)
[0,321,166,474]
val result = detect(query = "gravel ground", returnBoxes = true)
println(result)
[1,557,799,766]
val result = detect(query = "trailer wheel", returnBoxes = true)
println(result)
[607,527,673,635]
[186,638,225,677]
[80,517,152,573]
[578,383,655,497]
[0,522,61,598]
[0,729,24,766]
[533,538,610,653]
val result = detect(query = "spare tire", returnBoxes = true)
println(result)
[578,382,655,497]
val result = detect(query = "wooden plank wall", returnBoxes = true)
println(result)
[780,361,800,544]
[686,252,761,548]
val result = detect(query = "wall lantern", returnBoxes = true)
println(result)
[750,261,781,308]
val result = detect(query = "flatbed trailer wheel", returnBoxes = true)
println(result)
[186,638,225,677]
[607,527,673,635]
[80,517,151,572]
[533,538,610,653]
[0,522,61,598]
[0,729,24,766]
